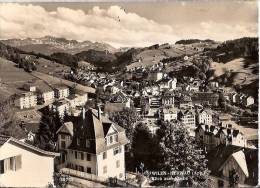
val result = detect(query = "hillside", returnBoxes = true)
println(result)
[210,57,258,98]
[1,36,117,55]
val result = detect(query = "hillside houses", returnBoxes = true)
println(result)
[195,124,249,150]
[56,108,128,180]
[104,91,131,113]
[14,92,37,110]
[54,85,70,100]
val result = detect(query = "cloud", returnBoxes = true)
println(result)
[0,3,257,48]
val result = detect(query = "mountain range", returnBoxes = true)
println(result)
[1,36,117,55]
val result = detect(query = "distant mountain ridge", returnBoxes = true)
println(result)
[1,36,117,55]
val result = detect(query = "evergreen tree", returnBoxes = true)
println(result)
[159,121,211,187]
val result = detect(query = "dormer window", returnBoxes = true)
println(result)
[110,136,113,144]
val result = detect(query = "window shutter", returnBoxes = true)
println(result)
[15,155,22,170]
[0,160,4,174]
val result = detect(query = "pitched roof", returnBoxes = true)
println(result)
[68,109,128,154]
[207,145,258,186]
[0,135,59,157]
[56,122,74,136]
[231,150,249,177]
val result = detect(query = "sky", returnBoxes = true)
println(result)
[0,0,258,48]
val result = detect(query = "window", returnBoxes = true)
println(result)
[77,139,80,146]
[61,134,65,139]
[116,160,120,168]
[75,151,77,159]
[115,134,118,142]
[103,152,107,160]
[0,155,22,174]
[87,167,91,174]
[81,152,84,160]
[86,140,90,148]
[110,136,113,144]
[103,166,107,174]
[79,166,84,172]
[61,141,66,149]
[113,146,121,155]
[87,154,91,161]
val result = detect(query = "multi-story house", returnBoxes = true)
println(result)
[161,94,174,107]
[14,92,37,109]
[56,108,128,180]
[54,85,70,100]
[49,100,69,118]
[179,110,196,136]
[0,135,59,187]
[207,145,258,187]
[65,92,88,109]
[195,124,219,150]
[179,96,193,109]
[159,78,177,90]
[104,91,131,113]
[215,127,247,148]
[196,109,213,125]
[160,107,178,122]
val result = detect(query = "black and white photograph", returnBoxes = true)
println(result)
[0,0,258,187]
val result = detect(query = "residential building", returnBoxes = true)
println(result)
[159,78,177,90]
[54,85,70,99]
[196,109,213,125]
[104,91,131,113]
[65,92,88,109]
[161,94,174,106]
[148,71,163,82]
[38,89,55,104]
[179,110,196,136]
[241,96,254,106]
[179,96,193,109]
[191,92,219,106]
[23,83,37,92]
[0,135,59,187]
[207,145,258,187]
[49,100,69,118]
[56,108,128,180]
[160,107,178,122]
[14,92,37,109]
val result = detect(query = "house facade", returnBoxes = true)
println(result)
[0,135,59,187]
[197,109,213,125]
[54,86,70,99]
[14,92,37,109]
[56,108,128,180]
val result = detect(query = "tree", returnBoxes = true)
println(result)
[0,99,22,138]
[159,121,211,187]
[132,123,162,171]
[110,107,140,150]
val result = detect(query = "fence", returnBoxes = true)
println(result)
[60,168,139,187]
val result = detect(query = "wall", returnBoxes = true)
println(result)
[96,146,125,180]
[0,142,55,187]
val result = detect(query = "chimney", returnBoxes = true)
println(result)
[82,107,86,120]
[97,104,101,120]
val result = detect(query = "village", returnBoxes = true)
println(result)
[0,44,258,187]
